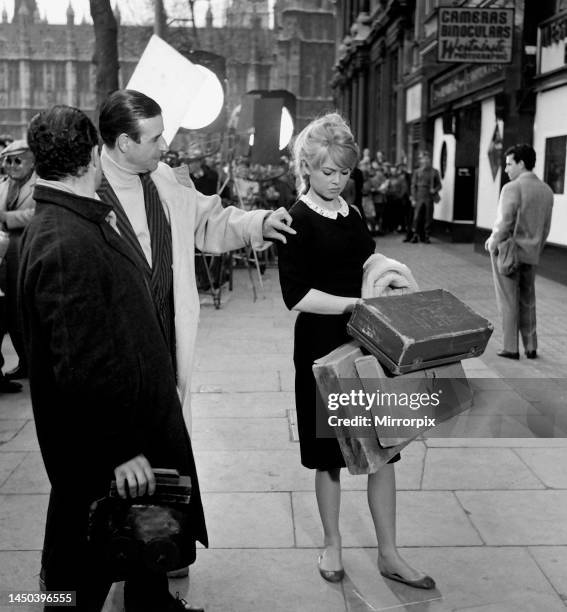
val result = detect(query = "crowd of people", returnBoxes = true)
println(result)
[342,147,442,244]
[0,93,553,612]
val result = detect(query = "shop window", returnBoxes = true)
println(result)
[544,136,567,194]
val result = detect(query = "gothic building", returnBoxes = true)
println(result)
[0,0,336,138]
[274,0,336,129]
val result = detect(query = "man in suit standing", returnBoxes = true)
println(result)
[406,150,441,244]
[485,143,554,360]
[0,139,36,387]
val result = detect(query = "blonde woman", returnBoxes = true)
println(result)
[277,113,435,590]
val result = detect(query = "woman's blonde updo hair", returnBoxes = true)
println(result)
[293,112,359,194]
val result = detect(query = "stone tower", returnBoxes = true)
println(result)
[226,0,269,29]
[274,0,336,129]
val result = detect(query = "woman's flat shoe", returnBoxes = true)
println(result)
[317,554,344,583]
[380,569,436,590]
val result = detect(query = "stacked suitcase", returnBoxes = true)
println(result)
[313,289,493,474]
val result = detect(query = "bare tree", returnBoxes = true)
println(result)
[90,0,120,110]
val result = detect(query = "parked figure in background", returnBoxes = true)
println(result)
[406,150,441,244]
[397,162,413,235]
[359,147,372,174]
[369,163,388,235]
[0,140,36,385]
[386,164,409,234]
[349,164,364,219]
[277,113,435,590]
[485,144,553,360]
[188,156,218,196]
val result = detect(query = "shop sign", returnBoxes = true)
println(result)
[430,63,504,109]
[438,7,514,64]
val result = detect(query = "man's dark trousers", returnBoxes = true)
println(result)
[411,199,434,240]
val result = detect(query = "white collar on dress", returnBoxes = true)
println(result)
[301,194,349,219]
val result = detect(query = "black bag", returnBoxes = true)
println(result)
[88,469,193,580]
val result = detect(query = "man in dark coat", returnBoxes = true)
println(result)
[20,106,205,611]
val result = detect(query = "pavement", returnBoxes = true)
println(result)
[1,234,567,611]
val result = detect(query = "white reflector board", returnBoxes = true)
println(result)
[127,35,206,145]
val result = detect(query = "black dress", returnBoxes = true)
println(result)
[278,198,394,470]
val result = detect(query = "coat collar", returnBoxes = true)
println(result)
[33,184,113,225]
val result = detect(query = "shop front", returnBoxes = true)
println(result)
[428,62,506,242]
[529,10,567,283]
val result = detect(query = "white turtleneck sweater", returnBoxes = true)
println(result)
[100,146,154,267]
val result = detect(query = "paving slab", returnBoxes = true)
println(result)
[429,411,563,438]
[528,546,567,602]
[456,490,567,545]
[0,452,50,494]
[202,329,292,355]
[200,492,294,548]
[515,448,567,488]
[195,353,293,372]
[422,447,545,490]
[0,419,27,444]
[197,450,311,492]
[0,391,33,420]
[180,549,347,612]
[0,550,42,612]
[192,369,280,392]
[424,437,567,448]
[191,417,293,451]
[0,421,39,452]
[467,389,538,416]
[278,368,294,392]
[341,548,446,611]
[0,495,48,550]
[0,452,27,488]
[292,491,482,548]
[404,546,566,611]
[191,391,293,419]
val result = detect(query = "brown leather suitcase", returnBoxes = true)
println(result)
[347,289,493,375]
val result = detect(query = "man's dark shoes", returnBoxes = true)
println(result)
[402,236,412,243]
[422,237,431,244]
[0,377,22,393]
[5,365,27,380]
[525,350,538,359]
[497,350,520,360]
[410,236,419,244]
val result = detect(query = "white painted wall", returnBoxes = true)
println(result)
[540,39,565,74]
[432,116,455,223]
[477,98,504,231]
[533,88,567,247]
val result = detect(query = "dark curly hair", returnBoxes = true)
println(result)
[99,89,162,147]
[505,144,536,171]
[27,106,99,180]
